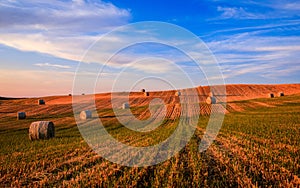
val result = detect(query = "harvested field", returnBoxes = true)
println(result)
[0,84,300,187]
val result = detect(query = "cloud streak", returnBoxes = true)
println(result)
[217,6,265,19]
[207,31,300,81]
[34,62,71,69]
[0,0,131,62]
[208,0,300,24]
[0,0,131,33]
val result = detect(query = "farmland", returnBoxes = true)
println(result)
[0,84,300,187]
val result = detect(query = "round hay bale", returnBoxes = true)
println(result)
[17,112,26,120]
[278,92,284,97]
[122,103,130,109]
[80,110,92,120]
[38,99,45,105]
[175,91,181,96]
[269,93,274,98]
[206,96,216,104]
[144,92,149,97]
[141,89,145,92]
[29,121,55,140]
[208,92,214,97]
[68,94,72,96]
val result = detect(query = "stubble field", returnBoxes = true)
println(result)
[0,84,300,187]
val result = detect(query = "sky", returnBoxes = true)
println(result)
[0,0,299,97]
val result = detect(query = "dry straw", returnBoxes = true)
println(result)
[80,110,92,120]
[144,92,149,97]
[29,121,55,140]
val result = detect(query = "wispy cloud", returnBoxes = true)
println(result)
[0,0,131,62]
[201,20,300,38]
[34,62,71,69]
[247,0,300,12]
[280,2,300,11]
[206,0,300,82]
[214,0,300,20]
[126,58,177,74]
[0,0,130,33]
[0,33,97,61]
[207,31,300,81]
[217,6,264,19]
[255,46,300,52]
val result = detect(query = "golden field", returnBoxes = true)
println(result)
[0,84,300,187]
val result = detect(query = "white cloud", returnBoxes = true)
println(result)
[127,58,177,74]
[34,62,71,69]
[255,46,300,52]
[281,2,300,11]
[201,20,300,38]
[0,0,131,62]
[217,6,264,19]
[0,33,97,61]
[0,0,131,33]
[249,0,300,12]
[214,1,300,20]
[208,33,300,54]
[207,32,300,80]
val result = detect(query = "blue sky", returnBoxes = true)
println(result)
[0,0,299,97]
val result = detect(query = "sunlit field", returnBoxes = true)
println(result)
[0,86,300,187]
